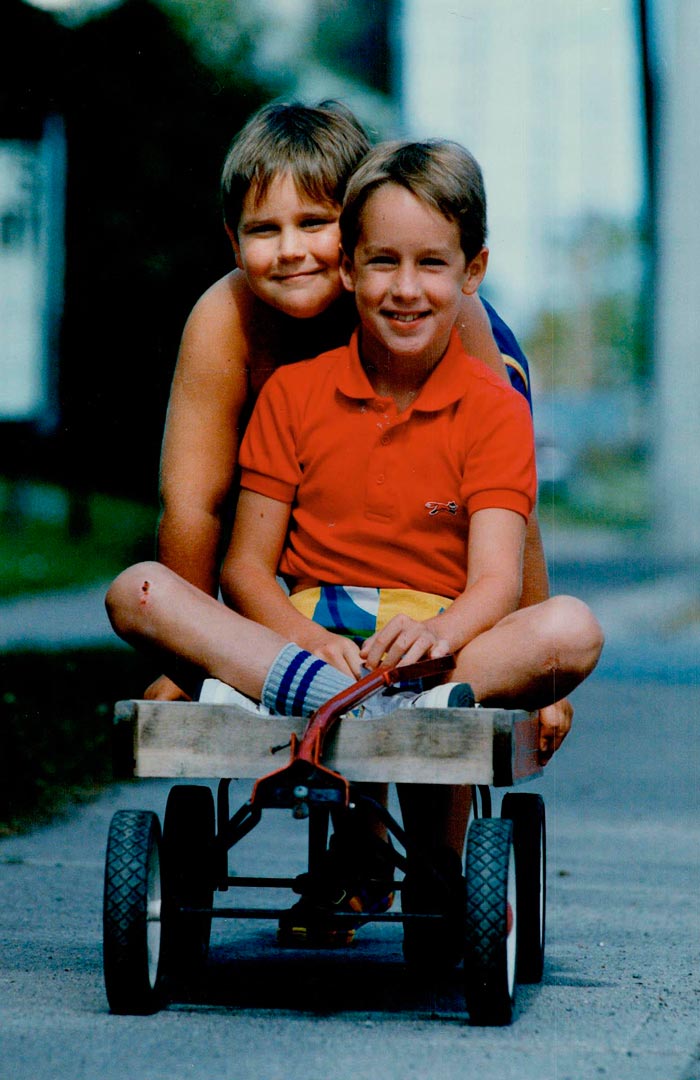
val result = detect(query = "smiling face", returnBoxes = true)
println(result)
[230,171,343,319]
[340,183,487,378]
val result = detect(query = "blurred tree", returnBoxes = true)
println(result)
[524,215,646,389]
[0,0,68,138]
[312,0,394,94]
[53,0,267,504]
[157,0,264,80]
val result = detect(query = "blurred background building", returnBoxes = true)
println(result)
[1,0,697,579]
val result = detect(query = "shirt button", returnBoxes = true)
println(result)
[380,434,391,445]
[376,474,385,485]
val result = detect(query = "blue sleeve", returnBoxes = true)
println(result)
[481,297,532,413]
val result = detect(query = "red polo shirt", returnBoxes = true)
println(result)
[239,328,536,599]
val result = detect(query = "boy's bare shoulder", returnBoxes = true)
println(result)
[185,270,251,336]
[177,269,255,376]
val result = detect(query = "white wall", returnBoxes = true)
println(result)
[653,0,700,556]
[398,0,645,334]
[0,142,47,420]
[0,118,64,428]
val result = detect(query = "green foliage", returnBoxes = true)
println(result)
[526,291,646,387]
[538,446,651,530]
[312,0,393,94]
[155,0,264,80]
[524,214,649,387]
[0,480,157,599]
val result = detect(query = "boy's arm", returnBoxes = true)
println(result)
[221,489,364,679]
[361,508,525,670]
[157,273,248,597]
[143,274,248,701]
[456,295,550,604]
[520,511,550,605]
[456,293,511,379]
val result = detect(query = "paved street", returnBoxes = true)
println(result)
[0,541,698,1079]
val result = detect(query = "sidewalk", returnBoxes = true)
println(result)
[0,580,121,651]
[585,556,700,682]
[540,524,700,683]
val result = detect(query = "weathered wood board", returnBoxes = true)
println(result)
[114,700,542,787]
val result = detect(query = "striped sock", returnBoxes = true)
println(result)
[262,644,353,717]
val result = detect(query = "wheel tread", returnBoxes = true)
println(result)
[103,810,163,1015]
[464,818,515,1025]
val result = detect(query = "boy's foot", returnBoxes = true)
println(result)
[401,846,466,970]
[277,835,395,948]
[277,876,394,948]
[358,681,476,720]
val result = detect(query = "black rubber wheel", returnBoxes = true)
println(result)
[501,792,546,983]
[463,817,517,1026]
[161,785,216,985]
[103,810,164,1015]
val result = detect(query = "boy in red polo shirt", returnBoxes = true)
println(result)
[223,140,603,951]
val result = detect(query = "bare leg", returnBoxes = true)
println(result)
[105,561,289,700]
[452,595,604,710]
[108,562,391,843]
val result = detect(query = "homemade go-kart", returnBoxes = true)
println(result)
[103,656,546,1025]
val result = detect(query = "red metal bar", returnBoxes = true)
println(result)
[297,654,455,765]
[250,655,454,808]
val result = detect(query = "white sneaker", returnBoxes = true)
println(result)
[357,681,476,719]
[358,687,420,719]
[410,682,476,708]
[198,677,272,714]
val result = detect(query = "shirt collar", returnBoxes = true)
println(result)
[336,328,472,412]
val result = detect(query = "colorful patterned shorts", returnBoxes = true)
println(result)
[289,585,452,646]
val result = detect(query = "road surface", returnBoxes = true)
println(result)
[1,672,698,1080]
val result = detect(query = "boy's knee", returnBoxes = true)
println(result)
[545,595,604,672]
[105,560,164,634]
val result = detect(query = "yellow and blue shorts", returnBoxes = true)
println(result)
[289,584,452,646]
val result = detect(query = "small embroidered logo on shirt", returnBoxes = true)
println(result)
[425,500,458,516]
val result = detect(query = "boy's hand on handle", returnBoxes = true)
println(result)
[308,631,364,680]
[144,674,191,702]
[537,697,573,763]
[360,614,451,671]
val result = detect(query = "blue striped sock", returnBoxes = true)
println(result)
[262,644,353,717]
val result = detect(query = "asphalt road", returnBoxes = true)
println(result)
[1,671,699,1080]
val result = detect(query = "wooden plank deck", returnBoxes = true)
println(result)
[114,700,542,788]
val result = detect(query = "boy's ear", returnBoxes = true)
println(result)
[339,247,356,292]
[462,247,489,296]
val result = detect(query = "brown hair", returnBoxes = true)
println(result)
[221,100,371,234]
[340,139,487,261]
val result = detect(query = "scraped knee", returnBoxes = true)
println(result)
[105,560,166,638]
